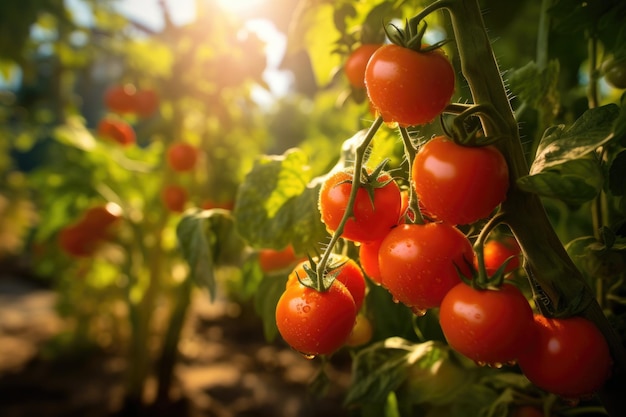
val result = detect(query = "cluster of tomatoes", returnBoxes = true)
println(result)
[58,203,122,257]
[273,35,614,401]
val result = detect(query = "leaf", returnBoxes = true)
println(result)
[53,116,97,151]
[507,60,560,114]
[176,209,247,300]
[609,150,626,196]
[234,148,328,253]
[517,172,598,206]
[613,93,626,146]
[530,104,619,174]
[253,274,286,341]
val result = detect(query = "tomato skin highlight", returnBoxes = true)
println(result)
[365,44,455,127]
[412,136,509,225]
[345,44,382,89]
[439,282,534,365]
[517,315,612,399]
[275,280,357,356]
[378,222,473,310]
[319,169,401,243]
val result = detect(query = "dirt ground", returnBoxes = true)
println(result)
[0,267,352,417]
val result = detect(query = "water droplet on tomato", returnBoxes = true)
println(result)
[489,362,503,369]
[392,297,400,304]
[302,305,311,313]
[410,306,427,317]
[299,352,316,360]
[475,361,487,367]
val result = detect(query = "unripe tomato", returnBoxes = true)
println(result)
[345,44,382,89]
[365,44,455,126]
[167,142,199,172]
[97,117,136,147]
[412,136,509,225]
[161,185,188,212]
[275,279,357,356]
[345,314,374,347]
[379,222,474,311]
[602,57,626,89]
[517,315,612,399]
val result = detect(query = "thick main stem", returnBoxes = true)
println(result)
[445,0,626,414]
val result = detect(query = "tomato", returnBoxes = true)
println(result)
[167,142,199,172]
[345,44,382,89]
[58,223,98,257]
[602,57,626,89]
[275,279,357,356]
[134,89,159,118]
[345,314,374,347]
[364,44,455,127]
[481,235,521,276]
[201,199,235,210]
[439,282,534,365]
[81,203,122,239]
[378,222,473,312]
[103,84,137,114]
[97,117,136,146]
[161,185,188,212]
[412,136,509,225]
[517,315,612,398]
[359,238,384,285]
[319,168,401,243]
[259,245,299,273]
[510,406,545,417]
[286,255,366,311]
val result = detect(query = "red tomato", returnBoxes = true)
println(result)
[345,314,374,347]
[510,406,545,417]
[517,315,612,399]
[412,136,509,225]
[58,223,98,257]
[275,279,357,356]
[378,222,473,311]
[161,185,188,212]
[97,117,136,146]
[167,142,199,172]
[259,245,299,273]
[481,235,521,275]
[201,199,235,210]
[319,169,401,243]
[364,44,455,127]
[439,282,534,365]
[134,89,159,118]
[103,84,137,114]
[359,238,383,285]
[286,255,366,311]
[81,203,122,239]
[345,44,382,89]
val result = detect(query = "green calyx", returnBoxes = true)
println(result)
[300,254,348,292]
[384,17,450,52]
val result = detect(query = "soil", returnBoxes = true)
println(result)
[0,266,352,417]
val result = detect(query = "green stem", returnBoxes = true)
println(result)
[398,126,425,224]
[316,116,383,285]
[444,0,626,414]
[472,212,506,287]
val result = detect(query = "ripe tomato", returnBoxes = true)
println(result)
[286,255,366,311]
[134,89,159,118]
[510,406,545,417]
[275,279,357,356]
[97,117,136,146]
[81,203,122,239]
[58,223,98,257]
[259,245,299,273]
[481,235,521,275]
[319,168,401,243]
[359,238,384,285]
[378,222,473,311]
[439,282,534,365]
[161,185,188,212]
[103,84,137,114]
[345,314,374,347]
[517,315,612,398]
[364,44,455,127]
[345,44,382,89]
[167,142,199,172]
[412,136,509,225]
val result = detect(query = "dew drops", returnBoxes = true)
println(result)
[392,297,400,304]
[475,361,487,367]
[411,306,427,317]
[300,352,316,360]
[302,305,311,313]
[489,362,504,369]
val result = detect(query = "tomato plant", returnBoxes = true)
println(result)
[345,43,382,89]
[365,43,455,127]
[412,135,509,225]
[275,278,357,356]
[378,222,474,312]
[439,282,534,365]
[166,142,199,172]
[318,167,401,243]
[517,315,613,399]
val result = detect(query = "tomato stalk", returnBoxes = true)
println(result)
[315,115,384,288]
[441,0,626,413]
[398,126,425,225]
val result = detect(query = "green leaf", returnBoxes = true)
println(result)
[176,209,247,300]
[518,158,603,205]
[53,116,97,151]
[613,93,626,146]
[253,274,287,341]
[507,60,560,116]
[234,148,328,253]
[530,104,619,174]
